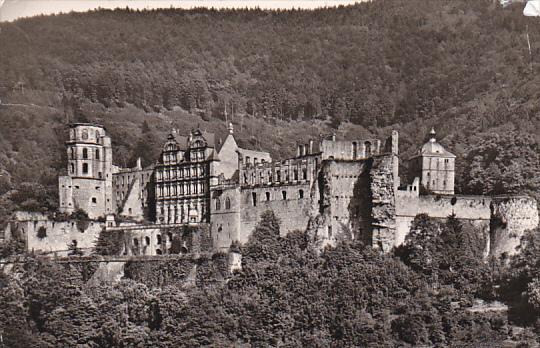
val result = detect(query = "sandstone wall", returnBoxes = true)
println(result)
[239,183,313,244]
[210,186,241,251]
[370,155,397,252]
[489,196,539,256]
[8,213,104,256]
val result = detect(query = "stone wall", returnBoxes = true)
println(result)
[7,212,104,256]
[370,155,398,252]
[239,182,313,243]
[105,223,213,256]
[307,159,373,249]
[489,196,539,256]
[210,186,241,250]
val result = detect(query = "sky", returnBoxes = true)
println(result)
[0,0,365,22]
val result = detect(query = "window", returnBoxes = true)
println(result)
[215,198,221,211]
[70,163,75,174]
[352,142,358,159]
[95,130,100,139]
[225,197,231,210]
[156,249,162,255]
[91,197,97,204]
[364,141,372,156]
[82,148,88,159]
[282,190,287,200]
[70,148,75,159]
[299,189,304,199]
[294,169,298,181]
[157,235,162,245]
[246,156,251,164]
[252,192,257,206]
[82,163,88,174]
[266,192,270,201]
[95,149,100,160]
[82,130,88,140]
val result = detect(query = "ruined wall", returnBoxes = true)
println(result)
[306,159,373,249]
[489,196,539,256]
[239,183,313,244]
[106,223,213,256]
[8,212,104,256]
[210,186,241,251]
[59,176,108,219]
[370,155,397,251]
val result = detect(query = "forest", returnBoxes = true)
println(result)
[1,0,540,345]
[2,212,540,346]
[0,0,540,225]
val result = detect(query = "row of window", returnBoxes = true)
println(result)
[157,165,206,181]
[243,167,309,185]
[70,147,100,160]
[215,197,231,211]
[157,182,206,197]
[250,189,304,206]
[162,150,206,164]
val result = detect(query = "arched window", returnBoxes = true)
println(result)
[252,192,257,206]
[299,189,304,199]
[82,163,88,174]
[225,197,231,210]
[215,198,221,211]
[95,149,100,160]
[82,148,88,159]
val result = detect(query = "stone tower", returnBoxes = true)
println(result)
[415,128,456,195]
[58,123,114,218]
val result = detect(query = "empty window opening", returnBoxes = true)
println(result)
[70,163,75,174]
[328,226,332,238]
[364,141,372,156]
[95,149,100,160]
[91,197,97,204]
[156,249,162,255]
[82,148,88,159]
[225,197,231,210]
[145,236,151,246]
[299,189,304,199]
[282,191,287,200]
[266,192,271,201]
[352,142,358,159]
[252,192,257,206]
[157,234,162,245]
[82,163,89,174]
[303,168,307,180]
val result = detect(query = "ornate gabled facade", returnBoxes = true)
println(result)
[153,129,220,224]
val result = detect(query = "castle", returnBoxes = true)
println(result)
[4,122,539,257]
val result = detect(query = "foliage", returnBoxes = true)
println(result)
[396,214,490,297]
[94,229,124,256]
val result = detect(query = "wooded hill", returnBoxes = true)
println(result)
[0,0,539,221]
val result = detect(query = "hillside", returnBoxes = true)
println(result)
[0,0,539,224]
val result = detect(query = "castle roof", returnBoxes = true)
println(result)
[419,128,456,158]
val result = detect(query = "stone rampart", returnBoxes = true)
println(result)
[7,212,104,256]
[239,183,313,244]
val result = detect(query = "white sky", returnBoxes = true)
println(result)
[0,0,366,22]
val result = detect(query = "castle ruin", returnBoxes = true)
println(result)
[4,123,538,257]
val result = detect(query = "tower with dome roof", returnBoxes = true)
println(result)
[413,128,456,195]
